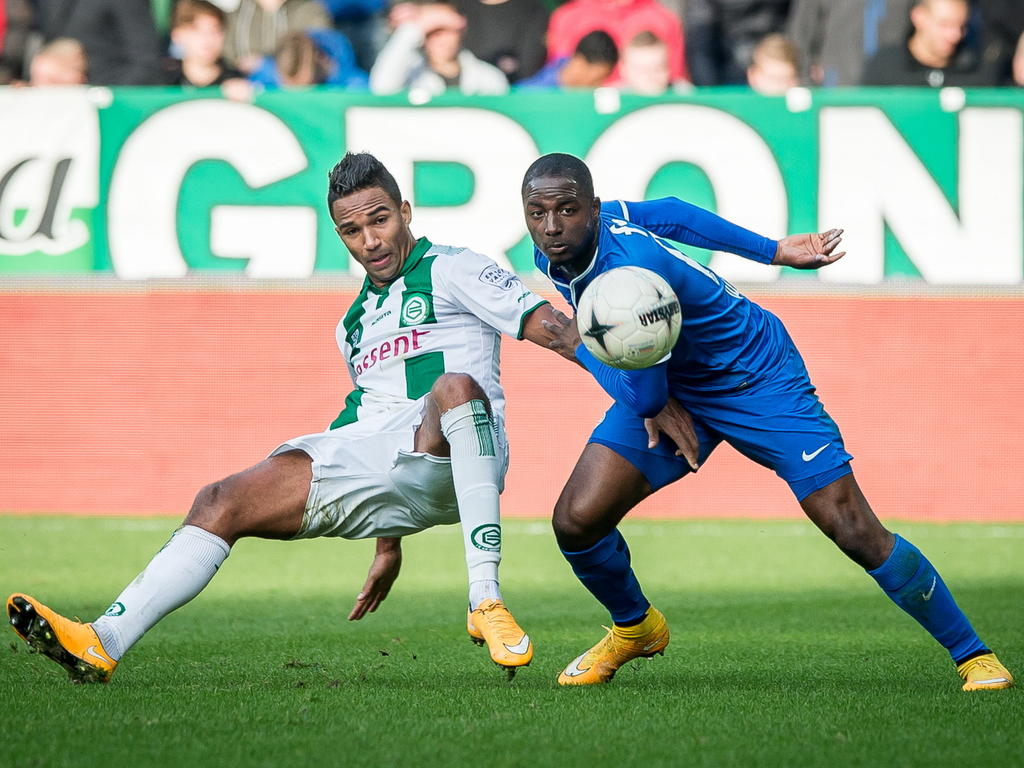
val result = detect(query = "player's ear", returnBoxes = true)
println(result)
[592,196,601,217]
[400,200,412,226]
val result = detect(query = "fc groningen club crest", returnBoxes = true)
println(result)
[471,524,501,552]
[400,293,432,326]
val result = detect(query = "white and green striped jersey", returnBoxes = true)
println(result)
[330,237,548,429]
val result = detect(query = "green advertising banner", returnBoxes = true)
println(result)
[1,87,1021,283]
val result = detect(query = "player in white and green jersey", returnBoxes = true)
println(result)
[7,152,566,683]
[328,234,540,443]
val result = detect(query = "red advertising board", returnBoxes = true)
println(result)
[1,289,1021,522]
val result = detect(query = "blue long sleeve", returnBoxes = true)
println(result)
[575,345,668,418]
[606,198,777,264]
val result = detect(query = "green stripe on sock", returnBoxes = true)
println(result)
[470,400,495,457]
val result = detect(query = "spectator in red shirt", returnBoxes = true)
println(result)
[545,0,688,82]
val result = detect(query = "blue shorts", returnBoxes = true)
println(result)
[589,347,853,502]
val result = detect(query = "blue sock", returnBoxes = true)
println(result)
[867,534,987,663]
[560,529,650,625]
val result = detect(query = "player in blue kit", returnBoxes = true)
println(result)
[521,153,1014,691]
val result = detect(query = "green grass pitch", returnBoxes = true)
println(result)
[1,515,1021,768]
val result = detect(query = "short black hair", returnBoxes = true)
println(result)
[521,153,595,198]
[575,31,618,66]
[327,152,403,209]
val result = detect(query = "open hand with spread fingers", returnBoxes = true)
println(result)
[772,228,846,269]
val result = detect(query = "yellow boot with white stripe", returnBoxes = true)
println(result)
[467,598,533,676]
[957,652,1013,691]
[7,593,117,683]
[558,606,669,686]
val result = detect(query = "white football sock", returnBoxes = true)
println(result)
[91,525,230,660]
[469,579,501,608]
[439,400,503,605]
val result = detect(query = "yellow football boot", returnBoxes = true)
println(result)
[558,606,669,686]
[7,593,117,683]
[467,598,533,676]
[957,652,1013,691]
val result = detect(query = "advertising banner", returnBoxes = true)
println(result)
[2,87,1021,283]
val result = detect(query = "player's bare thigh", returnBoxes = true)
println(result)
[553,443,654,551]
[183,449,311,546]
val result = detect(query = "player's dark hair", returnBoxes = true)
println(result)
[521,153,595,198]
[575,31,618,66]
[327,152,403,209]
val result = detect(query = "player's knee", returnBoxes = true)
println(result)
[185,479,241,538]
[431,372,487,411]
[552,497,602,551]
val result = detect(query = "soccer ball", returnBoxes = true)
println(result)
[576,266,682,369]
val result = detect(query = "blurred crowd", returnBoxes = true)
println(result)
[0,0,1022,94]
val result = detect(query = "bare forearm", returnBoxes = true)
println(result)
[376,536,401,555]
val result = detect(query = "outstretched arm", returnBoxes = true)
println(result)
[610,198,844,269]
[522,304,581,364]
[348,537,402,620]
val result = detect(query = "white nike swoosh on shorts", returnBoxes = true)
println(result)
[801,443,830,462]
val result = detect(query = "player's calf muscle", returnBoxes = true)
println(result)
[832,518,892,569]
[801,477,892,568]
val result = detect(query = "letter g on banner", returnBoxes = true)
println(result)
[108,100,313,278]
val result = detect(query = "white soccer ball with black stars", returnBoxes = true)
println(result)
[576,266,682,370]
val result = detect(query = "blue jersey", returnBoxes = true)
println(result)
[534,198,791,409]
[535,197,854,500]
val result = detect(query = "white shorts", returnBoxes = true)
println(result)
[271,399,508,540]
